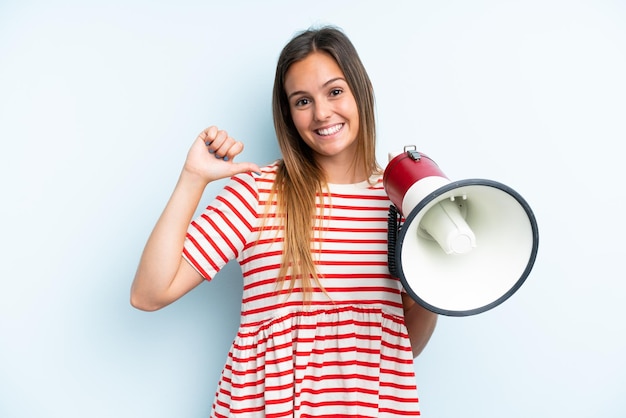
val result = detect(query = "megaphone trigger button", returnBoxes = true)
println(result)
[406,149,421,161]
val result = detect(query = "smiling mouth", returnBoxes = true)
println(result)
[316,123,343,136]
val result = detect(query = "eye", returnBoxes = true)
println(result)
[294,97,310,107]
[330,88,343,97]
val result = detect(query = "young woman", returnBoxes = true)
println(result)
[131,26,438,417]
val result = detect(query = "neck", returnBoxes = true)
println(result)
[321,161,368,184]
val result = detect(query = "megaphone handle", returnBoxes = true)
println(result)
[387,205,401,278]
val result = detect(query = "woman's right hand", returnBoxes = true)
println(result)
[130,126,261,311]
[183,126,261,183]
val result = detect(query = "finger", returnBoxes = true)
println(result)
[227,161,262,177]
[208,130,229,154]
[222,140,244,161]
[212,135,239,160]
[199,126,219,145]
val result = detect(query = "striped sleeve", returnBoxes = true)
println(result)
[183,173,260,281]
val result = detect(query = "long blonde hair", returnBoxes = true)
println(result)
[270,26,380,299]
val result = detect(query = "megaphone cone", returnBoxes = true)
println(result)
[384,146,539,316]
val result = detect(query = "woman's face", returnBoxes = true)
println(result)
[284,51,360,176]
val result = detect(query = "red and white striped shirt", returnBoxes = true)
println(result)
[183,162,420,417]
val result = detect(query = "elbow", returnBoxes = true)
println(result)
[407,309,439,358]
[412,340,430,358]
[130,295,161,312]
[130,286,166,312]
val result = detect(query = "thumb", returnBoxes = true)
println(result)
[227,162,262,177]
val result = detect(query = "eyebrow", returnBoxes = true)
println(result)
[287,77,347,101]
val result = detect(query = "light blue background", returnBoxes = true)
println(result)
[1,0,625,416]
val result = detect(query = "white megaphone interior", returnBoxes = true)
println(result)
[402,177,476,255]
[400,179,535,313]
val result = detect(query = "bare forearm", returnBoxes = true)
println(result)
[131,170,207,309]
[402,293,438,357]
[130,127,260,311]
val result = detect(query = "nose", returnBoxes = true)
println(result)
[313,99,332,121]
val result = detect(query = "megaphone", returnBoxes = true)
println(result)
[384,146,539,316]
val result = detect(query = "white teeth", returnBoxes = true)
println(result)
[317,124,343,136]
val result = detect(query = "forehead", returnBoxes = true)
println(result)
[284,51,345,93]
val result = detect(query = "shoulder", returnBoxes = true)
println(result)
[228,160,280,185]
[224,160,280,201]
[253,160,280,182]
[368,172,385,190]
